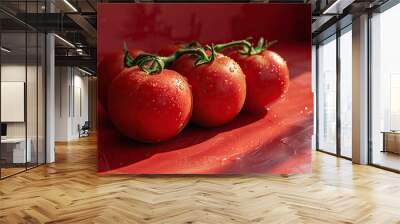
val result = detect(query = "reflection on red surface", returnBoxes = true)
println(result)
[97,3,312,174]
[98,69,312,174]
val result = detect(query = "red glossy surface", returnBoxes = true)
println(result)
[97,3,311,174]
[158,43,185,56]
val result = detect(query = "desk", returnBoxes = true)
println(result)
[382,131,400,154]
[1,138,31,163]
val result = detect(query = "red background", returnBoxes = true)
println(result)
[97,3,312,174]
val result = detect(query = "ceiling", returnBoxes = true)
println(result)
[0,0,391,73]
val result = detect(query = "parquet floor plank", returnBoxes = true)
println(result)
[1,135,400,223]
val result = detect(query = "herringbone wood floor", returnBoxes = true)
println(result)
[1,135,400,224]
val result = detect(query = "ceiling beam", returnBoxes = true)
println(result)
[67,13,97,45]
[55,55,96,71]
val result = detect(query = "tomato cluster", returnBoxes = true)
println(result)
[98,38,289,143]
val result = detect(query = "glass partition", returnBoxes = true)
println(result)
[339,27,352,158]
[27,31,38,169]
[370,3,400,171]
[0,1,46,179]
[1,30,28,177]
[317,35,337,154]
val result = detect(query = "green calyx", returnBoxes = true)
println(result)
[125,53,166,74]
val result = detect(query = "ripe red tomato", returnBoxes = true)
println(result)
[173,53,246,127]
[227,50,289,113]
[98,48,144,110]
[107,67,192,143]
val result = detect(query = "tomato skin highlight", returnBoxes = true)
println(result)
[107,67,193,143]
[173,53,246,127]
[98,49,144,110]
[227,50,289,113]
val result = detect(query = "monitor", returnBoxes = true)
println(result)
[1,123,7,137]
[1,82,25,122]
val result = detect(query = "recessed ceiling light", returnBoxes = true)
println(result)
[322,0,354,15]
[54,34,75,48]
[1,47,11,53]
[77,67,93,76]
[63,0,78,12]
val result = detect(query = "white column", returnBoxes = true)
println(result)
[46,33,55,163]
[45,0,55,163]
[352,14,369,164]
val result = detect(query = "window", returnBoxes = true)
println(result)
[316,25,353,158]
[370,3,400,171]
[339,27,352,158]
[317,35,337,154]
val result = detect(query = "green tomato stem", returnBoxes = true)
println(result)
[122,38,277,74]
[124,46,211,75]
[213,39,253,55]
[213,37,277,56]
[162,47,210,67]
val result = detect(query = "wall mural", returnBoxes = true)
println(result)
[97,3,312,174]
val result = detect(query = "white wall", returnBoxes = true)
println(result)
[72,73,89,138]
[55,66,70,141]
[54,67,89,141]
[1,65,39,137]
[1,65,27,141]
